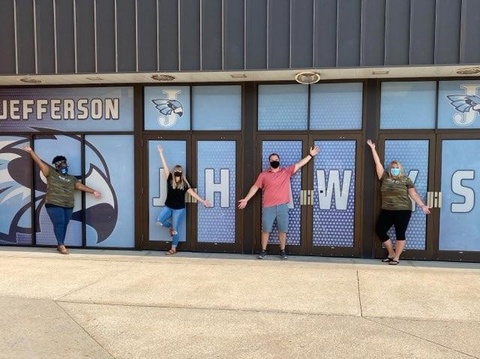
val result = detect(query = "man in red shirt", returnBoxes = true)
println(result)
[238,146,320,259]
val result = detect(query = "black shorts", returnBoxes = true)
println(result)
[375,209,412,242]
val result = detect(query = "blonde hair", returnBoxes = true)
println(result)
[170,165,190,190]
[386,160,405,178]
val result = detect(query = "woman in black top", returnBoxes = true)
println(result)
[155,145,211,255]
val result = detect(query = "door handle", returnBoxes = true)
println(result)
[186,188,198,203]
[300,190,313,205]
[426,191,442,208]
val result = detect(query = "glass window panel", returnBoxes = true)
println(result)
[310,83,363,130]
[438,80,480,129]
[144,86,191,130]
[384,140,429,250]
[85,135,135,248]
[380,82,436,129]
[0,136,32,245]
[192,86,241,130]
[258,85,308,130]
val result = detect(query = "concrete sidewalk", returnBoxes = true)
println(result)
[1,247,480,359]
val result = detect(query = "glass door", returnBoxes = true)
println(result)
[436,134,480,261]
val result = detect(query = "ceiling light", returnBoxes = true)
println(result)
[86,76,104,81]
[20,77,42,84]
[295,72,321,85]
[151,74,176,82]
[456,67,480,75]
[230,74,247,79]
[372,70,390,75]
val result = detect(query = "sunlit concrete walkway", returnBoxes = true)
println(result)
[1,247,480,359]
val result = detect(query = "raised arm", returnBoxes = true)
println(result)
[23,146,49,177]
[294,146,320,173]
[157,144,170,179]
[366,140,384,180]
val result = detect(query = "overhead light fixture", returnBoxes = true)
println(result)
[456,67,480,75]
[295,72,321,85]
[230,73,247,79]
[86,76,104,81]
[372,70,390,75]
[20,77,42,84]
[151,74,176,82]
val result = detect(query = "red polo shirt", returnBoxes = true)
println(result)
[254,165,295,208]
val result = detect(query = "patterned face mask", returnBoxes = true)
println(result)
[55,160,69,175]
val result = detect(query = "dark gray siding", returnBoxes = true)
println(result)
[0,0,479,76]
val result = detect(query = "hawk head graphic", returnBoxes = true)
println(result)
[0,134,118,245]
[446,95,480,114]
[152,99,184,117]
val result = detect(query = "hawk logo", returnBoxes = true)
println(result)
[0,133,118,245]
[152,90,184,127]
[446,85,480,126]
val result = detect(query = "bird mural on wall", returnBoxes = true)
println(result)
[0,134,118,245]
[446,95,480,114]
[152,99,184,117]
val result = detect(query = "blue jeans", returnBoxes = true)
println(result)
[156,207,185,247]
[45,205,74,246]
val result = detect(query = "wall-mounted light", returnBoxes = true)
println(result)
[372,70,390,75]
[20,77,42,84]
[151,74,176,82]
[230,73,247,79]
[456,67,480,75]
[295,72,321,84]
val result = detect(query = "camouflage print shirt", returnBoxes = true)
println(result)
[45,166,78,208]
[380,172,414,211]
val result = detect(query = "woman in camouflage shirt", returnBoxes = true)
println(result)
[367,140,430,265]
[23,146,101,255]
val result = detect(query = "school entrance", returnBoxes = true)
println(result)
[376,133,480,262]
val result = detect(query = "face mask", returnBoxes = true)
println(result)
[270,161,280,169]
[56,162,68,175]
[174,171,182,177]
[390,168,400,176]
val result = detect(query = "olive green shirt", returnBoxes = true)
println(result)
[380,173,414,211]
[45,166,78,208]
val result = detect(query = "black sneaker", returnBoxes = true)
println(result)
[258,250,267,259]
[279,250,288,260]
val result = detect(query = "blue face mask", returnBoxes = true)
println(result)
[390,168,400,176]
[59,167,68,175]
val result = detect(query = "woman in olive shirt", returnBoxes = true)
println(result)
[367,140,430,265]
[24,146,101,254]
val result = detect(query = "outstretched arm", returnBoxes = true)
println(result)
[294,146,320,173]
[408,188,430,214]
[75,182,102,198]
[157,144,170,179]
[23,146,49,177]
[366,140,384,180]
[186,188,212,207]
[238,185,260,209]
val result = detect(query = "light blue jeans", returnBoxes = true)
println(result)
[156,207,185,247]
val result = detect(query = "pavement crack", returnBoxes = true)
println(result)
[356,269,364,317]
[54,301,116,358]
[364,317,480,358]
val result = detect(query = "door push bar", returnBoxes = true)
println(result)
[300,190,314,205]
[186,188,198,203]
[426,191,442,208]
